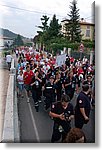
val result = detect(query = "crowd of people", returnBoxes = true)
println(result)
[14,46,95,143]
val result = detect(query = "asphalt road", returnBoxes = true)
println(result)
[18,90,95,143]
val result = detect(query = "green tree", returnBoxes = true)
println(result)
[48,14,62,38]
[38,15,49,32]
[37,15,49,46]
[35,14,62,52]
[14,34,24,46]
[66,0,81,42]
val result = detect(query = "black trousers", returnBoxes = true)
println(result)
[31,89,39,111]
[44,93,55,109]
[75,119,84,129]
[51,122,71,143]
[65,90,75,100]
[7,62,11,71]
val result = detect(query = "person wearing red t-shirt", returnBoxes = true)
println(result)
[25,53,31,62]
[77,66,84,77]
[23,66,34,102]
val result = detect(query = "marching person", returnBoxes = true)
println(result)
[17,70,24,98]
[23,66,34,102]
[6,52,12,71]
[30,70,42,112]
[43,76,55,110]
[75,81,91,129]
[64,71,78,100]
[49,94,74,142]
[54,73,64,101]
[64,128,86,143]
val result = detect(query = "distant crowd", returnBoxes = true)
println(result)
[14,46,95,106]
[13,46,95,142]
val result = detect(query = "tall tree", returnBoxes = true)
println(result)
[37,15,49,48]
[38,15,49,32]
[66,0,81,42]
[48,14,62,38]
[14,34,24,46]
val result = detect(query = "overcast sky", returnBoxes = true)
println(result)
[0,0,96,38]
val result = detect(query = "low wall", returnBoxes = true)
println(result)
[2,58,20,143]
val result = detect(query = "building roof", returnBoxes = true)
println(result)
[61,19,95,26]
[0,36,13,40]
[79,21,95,26]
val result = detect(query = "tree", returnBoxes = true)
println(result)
[35,14,62,52]
[38,15,49,32]
[66,0,82,42]
[48,14,62,38]
[14,34,24,46]
[37,15,49,47]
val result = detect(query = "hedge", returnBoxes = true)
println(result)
[48,42,94,54]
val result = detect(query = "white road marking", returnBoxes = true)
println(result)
[28,103,40,142]
[24,89,40,142]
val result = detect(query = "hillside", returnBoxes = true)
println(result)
[0,28,26,39]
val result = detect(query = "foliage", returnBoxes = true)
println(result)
[48,41,94,55]
[65,0,82,42]
[35,14,62,49]
[36,15,49,47]
[13,34,24,46]
[47,14,62,38]
[34,0,94,55]
[24,42,33,47]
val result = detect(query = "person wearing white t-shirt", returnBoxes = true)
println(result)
[6,53,12,71]
[17,70,24,97]
[43,62,50,75]
[16,49,19,58]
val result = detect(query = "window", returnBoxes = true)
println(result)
[86,26,90,37]
[87,25,90,29]
[86,30,90,37]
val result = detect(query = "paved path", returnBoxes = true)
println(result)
[18,91,95,143]
[0,57,9,142]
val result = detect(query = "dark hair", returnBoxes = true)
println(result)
[26,66,30,70]
[61,94,70,102]
[64,128,86,143]
[35,70,39,73]
[82,81,89,92]
[87,75,92,79]
[50,76,54,79]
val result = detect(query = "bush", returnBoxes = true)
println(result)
[48,41,94,55]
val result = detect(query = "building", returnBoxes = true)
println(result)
[0,36,14,50]
[61,19,95,41]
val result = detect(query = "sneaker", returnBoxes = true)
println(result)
[27,97,30,103]
[38,99,42,103]
[21,95,24,98]
[35,107,39,112]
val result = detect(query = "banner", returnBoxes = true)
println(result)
[56,54,66,66]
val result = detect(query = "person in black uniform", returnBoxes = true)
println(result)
[65,56,70,67]
[75,81,91,129]
[30,70,42,112]
[54,73,64,101]
[64,71,77,100]
[43,76,55,110]
[49,94,74,143]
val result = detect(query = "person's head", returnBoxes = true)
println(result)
[64,128,86,143]
[69,71,73,77]
[35,70,39,76]
[49,76,54,83]
[56,73,61,79]
[26,66,30,72]
[87,75,92,82]
[45,61,47,66]
[61,94,70,107]
[19,70,23,75]
[82,81,89,92]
